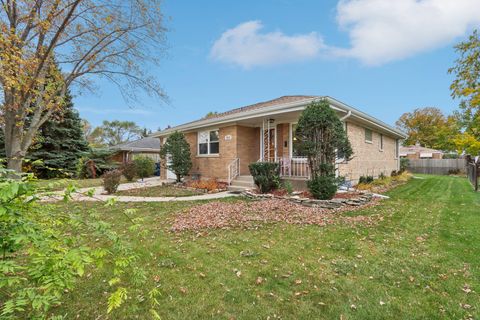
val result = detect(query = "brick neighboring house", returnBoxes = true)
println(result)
[152,96,406,187]
[399,145,444,160]
[110,137,160,164]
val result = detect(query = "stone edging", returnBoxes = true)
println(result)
[241,190,375,209]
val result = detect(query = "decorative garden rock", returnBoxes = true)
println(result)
[241,190,375,209]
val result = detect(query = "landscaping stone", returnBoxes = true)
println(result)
[240,190,376,209]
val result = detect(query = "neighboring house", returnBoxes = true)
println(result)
[399,145,443,160]
[110,137,160,164]
[152,96,406,187]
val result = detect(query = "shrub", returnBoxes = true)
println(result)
[249,162,280,193]
[379,172,386,180]
[76,148,117,179]
[359,175,374,184]
[133,156,155,180]
[189,178,222,191]
[448,168,461,175]
[307,175,338,200]
[400,158,410,173]
[282,180,294,194]
[102,169,122,194]
[0,167,142,318]
[121,161,137,181]
[391,170,398,177]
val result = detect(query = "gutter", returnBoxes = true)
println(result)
[151,96,407,140]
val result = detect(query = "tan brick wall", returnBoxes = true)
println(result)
[237,126,260,175]
[338,121,399,182]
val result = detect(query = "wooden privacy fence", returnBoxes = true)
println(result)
[466,159,479,191]
[406,159,466,175]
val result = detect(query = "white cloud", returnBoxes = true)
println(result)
[335,0,480,65]
[210,20,324,68]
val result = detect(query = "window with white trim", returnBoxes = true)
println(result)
[198,130,219,155]
[379,134,384,150]
[365,128,373,143]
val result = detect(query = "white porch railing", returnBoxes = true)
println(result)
[227,158,240,185]
[278,157,311,179]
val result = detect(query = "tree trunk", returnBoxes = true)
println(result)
[4,121,26,173]
[7,157,23,173]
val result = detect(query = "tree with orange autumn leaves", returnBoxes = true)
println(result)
[395,107,460,151]
[0,0,167,172]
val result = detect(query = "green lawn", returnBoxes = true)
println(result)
[115,184,204,197]
[32,177,127,191]
[49,175,479,319]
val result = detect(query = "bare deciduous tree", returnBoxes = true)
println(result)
[0,0,167,171]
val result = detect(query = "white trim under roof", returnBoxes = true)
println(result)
[151,96,406,139]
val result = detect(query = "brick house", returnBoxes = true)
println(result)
[399,145,443,160]
[153,96,406,188]
[110,137,160,164]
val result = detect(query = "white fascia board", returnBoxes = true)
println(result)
[151,96,406,140]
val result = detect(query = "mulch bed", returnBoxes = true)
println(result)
[171,198,381,232]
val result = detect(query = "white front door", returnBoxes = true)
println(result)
[166,155,176,180]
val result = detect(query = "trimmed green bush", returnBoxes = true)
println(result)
[248,162,280,193]
[400,158,409,173]
[102,169,122,194]
[121,161,137,181]
[133,156,155,180]
[359,175,374,184]
[307,175,337,200]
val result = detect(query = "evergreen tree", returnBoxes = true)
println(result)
[159,131,192,182]
[26,91,90,178]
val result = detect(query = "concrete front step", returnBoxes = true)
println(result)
[230,180,255,188]
[227,175,255,192]
[235,175,254,182]
[227,185,253,192]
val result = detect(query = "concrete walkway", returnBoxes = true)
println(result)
[41,177,239,202]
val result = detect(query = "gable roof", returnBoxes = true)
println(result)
[400,145,443,154]
[111,137,160,152]
[205,95,317,120]
[151,95,407,139]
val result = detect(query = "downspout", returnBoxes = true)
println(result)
[340,110,352,121]
[337,110,352,180]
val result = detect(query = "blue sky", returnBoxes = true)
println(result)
[74,0,480,131]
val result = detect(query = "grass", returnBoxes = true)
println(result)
[32,177,128,191]
[48,175,479,319]
[115,184,204,197]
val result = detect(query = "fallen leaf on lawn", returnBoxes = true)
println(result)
[153,275,160,282]
[256,277,264,285]
[179,287,187,294]
[460,303,472,309]
[350,304,357,310]
[462,284,472,294]
[294,279,302,285]
[379,301,385,306]
[199,272,206,278]
[236,271,242,277]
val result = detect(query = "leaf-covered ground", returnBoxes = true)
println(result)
[49,175,479,319]
[115,184,204,197]
[171,199,381,231]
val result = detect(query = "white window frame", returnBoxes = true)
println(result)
[379,133,384,151]
[197,129,219,156]
[289,122,308,160]
[365,128,373,144]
